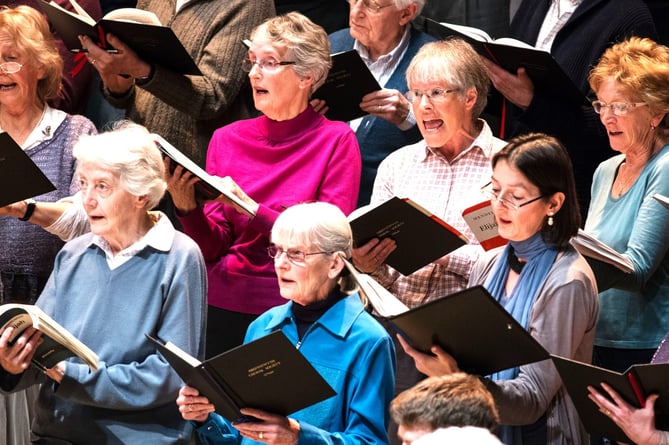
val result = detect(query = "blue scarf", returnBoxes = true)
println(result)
[484,232,558,444]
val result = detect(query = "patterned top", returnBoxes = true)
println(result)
[370,120,506,308]
[0,111,96,303]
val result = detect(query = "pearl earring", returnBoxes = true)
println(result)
[547,214,554,226]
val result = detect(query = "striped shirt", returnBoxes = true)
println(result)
[535,0,583,51]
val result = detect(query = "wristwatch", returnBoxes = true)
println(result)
[19,198,36,221]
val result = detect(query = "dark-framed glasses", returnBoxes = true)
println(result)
[405,88,458,104]
[242,57,296,72]
[592,100,647,116]
[267,245,333,266]
[0,62,23,75]
[347,0,393,14]
[481,182,545,211]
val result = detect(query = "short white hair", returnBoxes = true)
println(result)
[393,0,425,17]
[413,427,503,445]
[73,121,166,209]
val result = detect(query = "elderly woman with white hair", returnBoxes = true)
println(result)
[177,202,396,445]
[0,123,207,444]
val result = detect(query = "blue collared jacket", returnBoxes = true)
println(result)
[195,293,396,444]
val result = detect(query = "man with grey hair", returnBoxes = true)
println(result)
[325,0,435,206]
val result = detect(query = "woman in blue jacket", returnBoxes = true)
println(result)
[177,202,396,445]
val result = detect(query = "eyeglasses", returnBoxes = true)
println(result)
[405,88,458,104]
[592,100,647,116]
[0,62,23,75]
[481,182,545,211]
[267,245,333,266]
[242,57,296,72]
[347,0,393,14]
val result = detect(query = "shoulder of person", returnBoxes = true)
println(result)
[329,28,354,51]
[409,26,437,46]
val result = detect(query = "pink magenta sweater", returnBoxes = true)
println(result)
[179,106,361,314]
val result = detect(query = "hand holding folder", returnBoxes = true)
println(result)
[551,355,669,443]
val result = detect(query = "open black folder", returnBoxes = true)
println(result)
[388,286,549,375]
[551,355,669,443]
[312,50,381,122]
[147,331,336,422]
[422,18,587,106]
[0,132,56,207]
[152,134,256,217]
[38,0,200,75]
[349,197,468,276]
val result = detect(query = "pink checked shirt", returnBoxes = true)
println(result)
[370,120,506,308]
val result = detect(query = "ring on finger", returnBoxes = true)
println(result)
[89,58,96,65]
[259,432,264,440]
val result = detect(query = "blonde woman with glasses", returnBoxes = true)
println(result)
[583,37,669,423]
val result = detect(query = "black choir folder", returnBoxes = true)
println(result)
[349,197,468,276]
[312,50,381,122]
[388,286,549,376]
[0,132,55,207]
[38,0,201,75]
[147,331,336,422]
[422,18,587,106]
[152,134,256,217]
[0,304,98,372]
[551,355,669,443]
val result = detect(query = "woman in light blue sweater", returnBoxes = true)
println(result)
[0,123,208,444]
[585,37,669,373]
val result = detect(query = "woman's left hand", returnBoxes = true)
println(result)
[233,408,300,445]
[397,334,460,377]
[588,383,661,445]
[360,89,411,126]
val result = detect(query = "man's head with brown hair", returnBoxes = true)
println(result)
[390,373,499,445]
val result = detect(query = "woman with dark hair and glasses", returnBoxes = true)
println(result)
[582,37,669,433]
[177,202,395,445]
[166,12,361,358]
[400,133,599,445]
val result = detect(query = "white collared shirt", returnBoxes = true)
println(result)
[351,25,413,131]
[0,105,67,151]
[535,0,583,51]
[91,211,175,269]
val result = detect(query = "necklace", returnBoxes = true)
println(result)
[614,160,641,198]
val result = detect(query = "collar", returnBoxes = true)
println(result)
[262,293,366,340]
[354,25,411,66]
[421,119,496,162]
[257,106,321,142]
[90,211,175,258]
[0,105,67,151]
